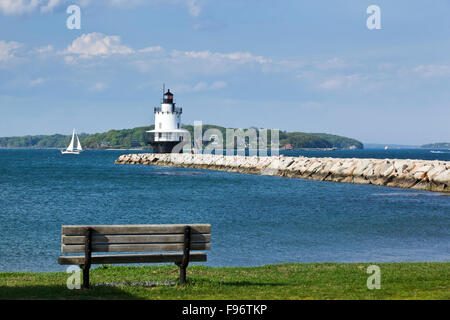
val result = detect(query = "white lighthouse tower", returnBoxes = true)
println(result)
[147,88,189,153]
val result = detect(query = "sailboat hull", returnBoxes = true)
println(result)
[61,150,81,155]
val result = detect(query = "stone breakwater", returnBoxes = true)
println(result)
[115,153,450,193]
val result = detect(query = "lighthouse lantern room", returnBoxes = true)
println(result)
[147,88,189,153]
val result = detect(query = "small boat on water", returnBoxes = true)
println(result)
[61,129,83,155]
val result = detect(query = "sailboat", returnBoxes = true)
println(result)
[61,129,83,154]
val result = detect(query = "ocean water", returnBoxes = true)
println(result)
[0,149,449,272]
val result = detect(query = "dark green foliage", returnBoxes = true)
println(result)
[0,133,89,149]
[81,126,154,149]
[279,132,332,149]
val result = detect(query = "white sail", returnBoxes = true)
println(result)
[66,130,75,152]
[76,134,83,151]
[61,128,82,154]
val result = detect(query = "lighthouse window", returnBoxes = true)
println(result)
[159,122,162,129]
[177,123,180,129]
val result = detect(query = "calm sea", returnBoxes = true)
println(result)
[0,148,449,272]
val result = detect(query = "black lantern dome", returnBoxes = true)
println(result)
[163,89,174,103]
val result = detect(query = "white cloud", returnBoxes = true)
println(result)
[89,82,107,92]
[29,77,46,86]
[63,55,75,64]
[2,33,398,94]
[320,78,342,90]
[172,80,227,93]
[177,50,271,65]
[413,65,450,78]
[132,46,274,75]
[63,32,134,59]
[107,0,206,17]
[0,0,63,15]
[0,40,57,69]
[0,0,206,22]
[186,0,203,17]
[0,0,39,15]
[32,45,54,57]
[107,0,145,7]
[40,0,60,13]
[0,40,22,61]
[210,80,227,89]
[0,0,208,18]
[138,46,162,53]
[319,74,362,90]
[315,57,350,70]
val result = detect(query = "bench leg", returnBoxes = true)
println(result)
[82,265,90,289]
[83,227,92,289]
[177,226,191,285]
[179,265,187,285]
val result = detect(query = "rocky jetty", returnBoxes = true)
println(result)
[115,154,450,193]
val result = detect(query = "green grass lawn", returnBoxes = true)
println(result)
[0,263,448,300]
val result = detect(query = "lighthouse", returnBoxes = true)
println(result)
[147,88,189,153]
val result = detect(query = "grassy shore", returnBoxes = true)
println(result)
[0,263,448,300]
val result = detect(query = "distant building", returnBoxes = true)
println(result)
[282,143,294,150]
[98,141,110,148]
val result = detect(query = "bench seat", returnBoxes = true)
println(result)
[58,252,207,265]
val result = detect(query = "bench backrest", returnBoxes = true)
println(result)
[61,224,211,253]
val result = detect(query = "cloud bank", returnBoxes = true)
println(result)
[0,0,206,17]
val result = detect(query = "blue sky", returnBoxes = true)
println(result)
[0,0,449,145]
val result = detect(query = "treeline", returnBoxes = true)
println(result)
[0,133,89,149]
[82,127,153,149]
[421,142,450,149]
[0,125,364,150]
[280,132,363,149]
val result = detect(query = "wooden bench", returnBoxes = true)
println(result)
[58,224,211,288]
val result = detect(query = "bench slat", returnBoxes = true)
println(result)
[62,234,211,245]
[62,224,211,236]
[62,242,211,253]
[58,252,207,265]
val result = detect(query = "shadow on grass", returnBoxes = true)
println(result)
[0,285,139,300]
